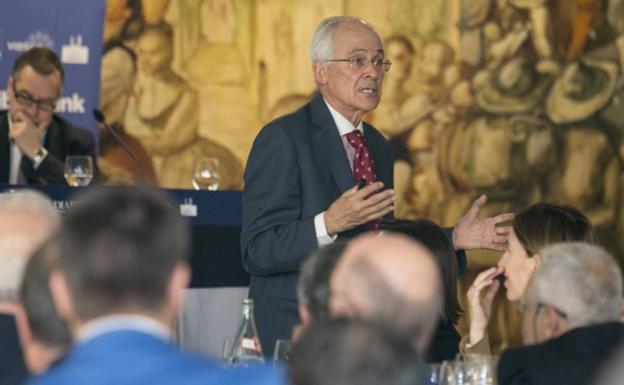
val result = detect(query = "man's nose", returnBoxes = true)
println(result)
[362,60,379,78]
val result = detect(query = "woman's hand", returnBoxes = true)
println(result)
[467,266,503,345]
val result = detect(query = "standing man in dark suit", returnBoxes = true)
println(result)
[498,243,624,385]
[1,47,97,185]
[242,16,512,354]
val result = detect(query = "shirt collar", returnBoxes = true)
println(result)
[77,314,171,344]
[323,98,364,137]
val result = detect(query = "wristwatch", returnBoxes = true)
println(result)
[31,147,48,167]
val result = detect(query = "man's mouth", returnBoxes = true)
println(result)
[360,87,377,94]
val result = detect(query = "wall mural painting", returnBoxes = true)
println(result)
[99,0,623,254]
[99,0,624,354]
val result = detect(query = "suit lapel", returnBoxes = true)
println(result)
[310,94,355,193]
[0,113,11,183]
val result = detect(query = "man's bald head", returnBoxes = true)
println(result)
[329,232,442,352]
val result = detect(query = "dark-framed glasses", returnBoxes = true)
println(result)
[324,56,392,73]
[12,81,58,113]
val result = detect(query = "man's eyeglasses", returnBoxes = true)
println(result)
[12,81,58,113]
[324,57,392,73]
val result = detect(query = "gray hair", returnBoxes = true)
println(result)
[309,16,379,63]
[0,189,59,302]
[534,242,623,329]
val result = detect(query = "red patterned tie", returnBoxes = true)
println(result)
[345,130,380,231]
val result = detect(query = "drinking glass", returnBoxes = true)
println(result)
[273,339,293,363]
[64,156,94,186]
[222,337,233,363]
[192,157,220,191]
[426,363,442,385]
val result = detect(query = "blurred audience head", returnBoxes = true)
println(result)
[497,202,596,301]
[297,241,347,325]
[330,232,442,352]
[383,219,462,326]
[289,319,425,385]
[50,186,190,329]
[0,189,58,305]
[521,242,622,345]
[16,240,71,374]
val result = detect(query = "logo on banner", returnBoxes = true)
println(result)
[6,31,54,52]
[61,35,89,65]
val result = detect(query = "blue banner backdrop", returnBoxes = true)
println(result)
[0,0,106,138]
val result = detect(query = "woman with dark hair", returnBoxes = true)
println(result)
[463,202,596,354]
[383,219,463,362]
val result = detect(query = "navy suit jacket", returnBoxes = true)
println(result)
[241,93,393,352]
[497,322,624,385]
[0,110,97,184]
[0,314,29,385]
[27,330,285,385]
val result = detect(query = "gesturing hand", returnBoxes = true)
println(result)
[324,182,394,236]
[453,194,514,251]
[467,266,503,345]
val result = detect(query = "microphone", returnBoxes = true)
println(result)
[93,109,144,183]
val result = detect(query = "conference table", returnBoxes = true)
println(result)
[0,184,250,358]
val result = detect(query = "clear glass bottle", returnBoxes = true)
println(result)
[227,298,265,365]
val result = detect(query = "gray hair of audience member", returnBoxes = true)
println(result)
[19,239,71,350]
[289,319,425,385]
[0,189,59,302]
[58,186,190,320]
[534,242,623,329]
[309,16,381,63]
[296,241,347,322]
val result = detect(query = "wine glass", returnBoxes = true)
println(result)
[192,157,220,191]
[273,339,293,363]
[64,156,94,186]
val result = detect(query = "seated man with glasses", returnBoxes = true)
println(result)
[498,242,624,385]
[1,47,97,185]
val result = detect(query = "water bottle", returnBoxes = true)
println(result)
[227,298,265,365]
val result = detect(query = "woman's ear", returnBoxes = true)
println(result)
[532,253,541,269]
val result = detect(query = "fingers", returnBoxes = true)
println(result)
[343,184,360,197]
[495,225,511,235]
[483,279,500,304]
[492,212,514,225]
[474,266,503,284]
[471,194,487,211]
[358,192,395,221]
[353,181,384,198]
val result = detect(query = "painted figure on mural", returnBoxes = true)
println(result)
[545,59,620,243]
[369,36,434,218]
[99,0,158,185]
[132,24,242,189]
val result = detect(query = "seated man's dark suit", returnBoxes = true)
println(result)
[241,93,394,353]
[0,314,29,385]
[497,322,624,385]
[0,110,97,184]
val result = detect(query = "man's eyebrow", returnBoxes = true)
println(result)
[347,48,385,56]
